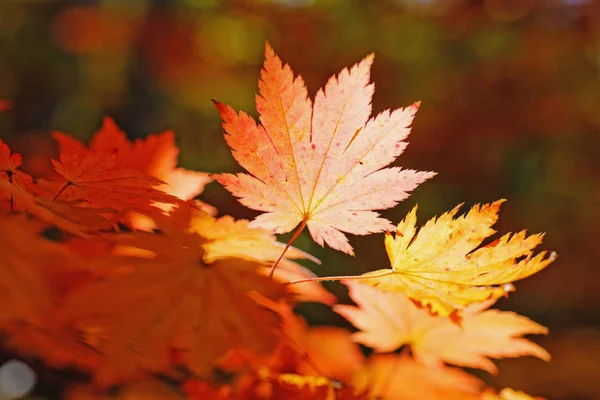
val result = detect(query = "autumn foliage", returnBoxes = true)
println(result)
[0,45,555,399]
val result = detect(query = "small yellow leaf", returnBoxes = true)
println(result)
[189,211,335,305]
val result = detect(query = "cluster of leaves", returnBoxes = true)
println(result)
[0,45,556,399]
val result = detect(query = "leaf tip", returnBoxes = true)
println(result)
[264,41,274,56]
[362,53,375,70]
[212,100,229,115]
[101,116,119,131]
[494,198,508,207]
[409,203,419,215]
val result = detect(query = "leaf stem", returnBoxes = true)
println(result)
[285,269,395,285]
[269,217,308,279]
[53,182,70,201]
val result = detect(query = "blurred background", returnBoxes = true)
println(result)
[0,0,599,398]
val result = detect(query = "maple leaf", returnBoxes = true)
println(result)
[335,281,550,374]
[53,117,211,206]
[39,150,181,212]
[214,43,435,254]
[0,139,38,211]
[55,212,290,384]
[352,354,484,400]
[189,210,335,304]
[355,200,556,317]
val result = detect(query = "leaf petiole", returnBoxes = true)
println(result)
[52,182,71,201]
[269,216,309,278]
[286,268,395,285]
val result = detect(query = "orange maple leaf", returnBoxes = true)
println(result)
[53,117,211,207]
[214,43,435,255]
[335,281,550,375]
[55,209,290,384]
[39,150,181,212]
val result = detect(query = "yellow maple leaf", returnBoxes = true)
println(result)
[188,211,334,305]
[335,282,550,374]
[358,200,556,317]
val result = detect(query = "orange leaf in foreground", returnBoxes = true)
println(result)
[358,200,556,317]
[335,282,550,374]
[56,210,289,384]
[214,43,434,254]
